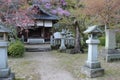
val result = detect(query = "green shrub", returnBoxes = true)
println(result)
[99,36,105,46]
[116,33,120,43]
[8,41,25,57]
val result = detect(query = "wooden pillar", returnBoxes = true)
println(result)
[25,29,29,42]
[3,33,8,41]
[42,27,45,38]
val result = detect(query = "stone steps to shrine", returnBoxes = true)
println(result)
[25,47,51,52]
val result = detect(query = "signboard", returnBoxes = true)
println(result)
[37,20,43,26]
[27,23,34,26]
[44,21,52,27]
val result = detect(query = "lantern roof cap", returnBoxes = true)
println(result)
[84,25,103,34]
[0,23,11,33]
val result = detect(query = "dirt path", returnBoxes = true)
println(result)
[9,51,77,80]
[36,52,76,80]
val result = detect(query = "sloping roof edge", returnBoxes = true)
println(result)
[28,4,60,20]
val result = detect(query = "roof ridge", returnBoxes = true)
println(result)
[28,4,59,20]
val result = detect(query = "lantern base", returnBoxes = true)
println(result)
[85,61,101,69]
[0,68,15,80]
[81,65,104,78]
[0,73,15,80]
[58,48,66,53]
[59,45,66,53]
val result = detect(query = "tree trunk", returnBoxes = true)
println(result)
[74,26,81,51]
[70,22,84,54]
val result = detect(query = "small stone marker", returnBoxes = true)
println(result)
[105,29,116,49]
[0,23,15,80]
[103,29,120,62]
[81,25,104,78]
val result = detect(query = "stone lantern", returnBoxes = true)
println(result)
[59,29,66,52]
[81,25,104,78]
[0,23,15,80]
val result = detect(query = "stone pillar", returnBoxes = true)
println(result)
[3,33,8,41]
[59,30,66,52]
[0,42,14,80]
[86,38,100,68]
[81,38,104,78]
[105,29,116,49]
[50,36,53,46]
[59,37,66,50]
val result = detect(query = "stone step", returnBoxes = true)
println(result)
[25,48,51,52]
[27,38,45,44]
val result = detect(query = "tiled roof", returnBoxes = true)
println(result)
[28,4,59,20]
[31,14,59,20]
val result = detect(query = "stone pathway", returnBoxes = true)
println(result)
[24,44,51,49]
[25,44,51,52]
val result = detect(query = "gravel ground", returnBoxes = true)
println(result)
[8,51,77,80]
[8,44,120,80]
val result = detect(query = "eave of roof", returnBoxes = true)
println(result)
[31,14,59,20]
[28,4,59,20]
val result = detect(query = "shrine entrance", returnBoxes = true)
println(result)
[29,28,42,38]
[28,27,52,43]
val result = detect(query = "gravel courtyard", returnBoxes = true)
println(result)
[8,45,120,80]
[8,51,78,80]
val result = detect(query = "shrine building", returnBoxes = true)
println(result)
[18,5,58,43]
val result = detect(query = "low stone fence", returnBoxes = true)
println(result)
[50,37,75,49]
